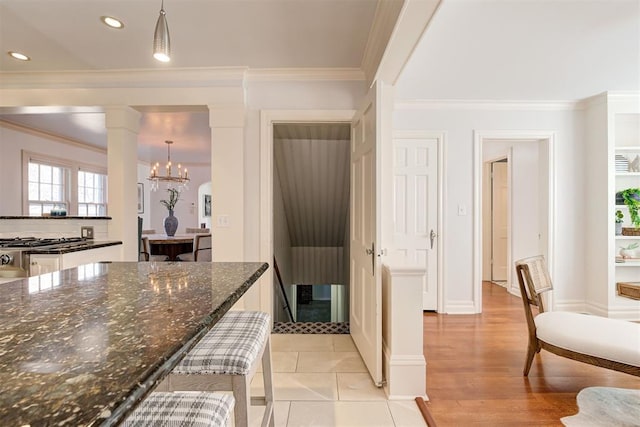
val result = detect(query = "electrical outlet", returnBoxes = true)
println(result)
[81,226,94,239]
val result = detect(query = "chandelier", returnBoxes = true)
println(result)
[147,140,189,191]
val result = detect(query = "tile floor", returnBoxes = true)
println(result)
[249,334,426,427]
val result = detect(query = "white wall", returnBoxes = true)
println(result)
[0,124,107,216]
[393,105,586,310]
[148,164,211,234]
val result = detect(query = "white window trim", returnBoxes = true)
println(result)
[22,150,108,216]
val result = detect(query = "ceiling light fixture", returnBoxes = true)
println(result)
[8,51,30,61]
[101,16,124,29]
[147,140,189,191]
[153,0,171,62]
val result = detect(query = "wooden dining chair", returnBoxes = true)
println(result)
[140,236,170,262]
[179,234,212,262]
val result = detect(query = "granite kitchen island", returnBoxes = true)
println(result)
[0,261,269,426]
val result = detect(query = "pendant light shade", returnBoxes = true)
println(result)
[153,1,170,62]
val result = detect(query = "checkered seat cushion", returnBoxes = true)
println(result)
[122,392,234,427]
[174,311,271,376]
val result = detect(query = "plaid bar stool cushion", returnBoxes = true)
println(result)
[173,311,270,376]
[166,311,275,427]
[122,392,234,427]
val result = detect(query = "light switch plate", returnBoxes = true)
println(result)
[216,215,229,227]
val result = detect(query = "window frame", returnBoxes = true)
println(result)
[22,150,108,216]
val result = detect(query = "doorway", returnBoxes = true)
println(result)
[474,131,555,311]
[270,122,351,334]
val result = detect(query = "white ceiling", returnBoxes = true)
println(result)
[396,0,640,101]
[0,0,378,72]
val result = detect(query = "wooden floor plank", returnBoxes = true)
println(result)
[422,282,640,426]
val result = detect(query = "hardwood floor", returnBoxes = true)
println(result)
[422,281,640,426]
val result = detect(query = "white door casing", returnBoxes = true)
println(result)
[491,160,508,282]
[350,82,383,386]
[391,133,441,311]
[259,110,355,320]
[473,131,555,313]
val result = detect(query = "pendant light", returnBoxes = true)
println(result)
[153,0,171,62]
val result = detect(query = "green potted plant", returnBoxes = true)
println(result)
[160,188,180,236]
[615,209,624,235]
[619,188,640,235]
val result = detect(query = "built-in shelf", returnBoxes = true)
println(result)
[615,146,640,151]
[616,261,640,267]
[616,172,640,177]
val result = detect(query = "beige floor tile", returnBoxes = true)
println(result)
[258,352,298,373]
[248,401,290,427]
[337,373,387,401]
[271,334,334,352]
[252,372,338,401]
[387,401,427,426]
[297,352,367,373]
[332,335,357,352]
[287,401,396,426]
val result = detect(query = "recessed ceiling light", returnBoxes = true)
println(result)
[8,51,30,61]
[101,16,124,29]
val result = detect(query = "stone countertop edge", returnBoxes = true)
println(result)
[104,261,270,427]
[0,216,112,220]
[23,240,122,255]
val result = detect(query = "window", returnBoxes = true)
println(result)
[28,161,68,216]
[78,170,107,216]
[23,151,107,217]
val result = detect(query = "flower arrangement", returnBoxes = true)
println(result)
[160,188,180,211]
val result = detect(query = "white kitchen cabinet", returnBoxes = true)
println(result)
[29,255,60,276]
[29,244,121,276]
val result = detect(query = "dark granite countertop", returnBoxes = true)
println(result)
[0,216,112,220]
[0,261,269,426]
[24,240,122,255]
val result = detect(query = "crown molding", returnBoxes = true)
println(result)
[360,0,405,84]
[0,119,106,154]
[0,67,249,89]
[395,99,584,111]
[246,68,365,82]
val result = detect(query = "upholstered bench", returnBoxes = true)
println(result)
[165,311,275,427]
[122,392,234,427]
[515,256,640,377]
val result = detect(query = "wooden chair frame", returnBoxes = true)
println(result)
[515,255,640,377]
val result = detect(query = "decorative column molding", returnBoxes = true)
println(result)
[382,259,427,400]
[105,106,141,261]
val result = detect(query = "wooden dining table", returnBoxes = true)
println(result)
[0,261,269,426]
[146,233,199,261]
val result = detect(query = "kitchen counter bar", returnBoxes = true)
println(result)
[0,261,269,426]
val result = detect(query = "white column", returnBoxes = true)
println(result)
[105,106,141,261]
[209,106,260,308]
[382,259,427,400]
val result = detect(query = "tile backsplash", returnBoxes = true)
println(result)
[0,218,110,239]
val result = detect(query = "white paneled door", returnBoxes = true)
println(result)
[350,82,382,386]
[392,135,440,310]
[491,161,508,282]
